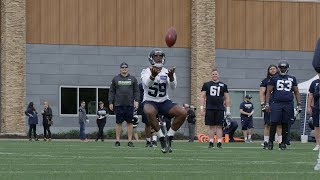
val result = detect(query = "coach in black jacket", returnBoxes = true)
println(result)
[108,62,139,147]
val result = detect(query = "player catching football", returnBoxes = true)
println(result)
[141,48,187,153]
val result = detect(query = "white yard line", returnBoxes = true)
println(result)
[0,170,317,174]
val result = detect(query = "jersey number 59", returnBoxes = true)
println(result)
[148,83,167,97]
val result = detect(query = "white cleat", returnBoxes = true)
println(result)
[314,160,320,171]
[313,145,320,151]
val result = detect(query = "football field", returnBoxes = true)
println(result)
[0,140,319,180]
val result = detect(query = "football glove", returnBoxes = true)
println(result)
[261,103,266,112]
[225,119,231,128]
[225,115,232,129]
[296,105,302,114]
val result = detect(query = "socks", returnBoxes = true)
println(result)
[248,135,252,140]
[167,128,176,137]
[157,129,165,138]
[146,138,151,142]
[264,136,269,142]
[152,135,157,142]
[278,135,282,144]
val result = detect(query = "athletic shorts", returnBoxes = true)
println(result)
[241,118,253,130]
[263,111,271,125]
[270,102,294,124]
[143,99,176,118]
[114,106,134,124]
[312,108,320,127]
[205,110,224,126]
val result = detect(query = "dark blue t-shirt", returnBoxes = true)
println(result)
[309,79,320,110]
[201,81,228,110]
[260,77,273,103]
[268,74,297,103]
[240,101,254,119]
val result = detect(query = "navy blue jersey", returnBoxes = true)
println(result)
[239,101,254,118]
[268,74,297,102]
[260,78,272,103]
[309,79,320,110]
[260,78,269,89]
[201,81,228,110]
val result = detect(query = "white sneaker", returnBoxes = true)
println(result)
[314,160,320,170]
[313,145,320,151]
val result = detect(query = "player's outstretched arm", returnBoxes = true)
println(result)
[167,66,177,89]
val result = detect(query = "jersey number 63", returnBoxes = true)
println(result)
[276,80,292,91]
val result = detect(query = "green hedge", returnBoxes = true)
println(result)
[0,129,301,141]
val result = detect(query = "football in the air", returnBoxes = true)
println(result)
[165,27,177,47]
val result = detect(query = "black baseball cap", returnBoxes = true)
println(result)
[245,94,252,99]
[120,62,128,68]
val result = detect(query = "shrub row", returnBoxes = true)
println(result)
[0,129,301,141]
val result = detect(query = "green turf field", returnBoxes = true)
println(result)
[0,140,319,180]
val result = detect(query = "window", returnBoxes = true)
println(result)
[61,88,77,114]
[79,88,96,115]
[60,86,112,116]
[229,90,262,118]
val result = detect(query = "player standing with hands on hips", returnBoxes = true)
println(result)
[141,48,187,153]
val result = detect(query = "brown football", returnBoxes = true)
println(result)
[165,27,177,47]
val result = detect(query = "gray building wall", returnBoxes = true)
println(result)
[26,44,191,134]
[25,45,315,137]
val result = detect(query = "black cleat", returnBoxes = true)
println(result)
[286,141,291,146]
[168,136,173,153]
[128,141,135,147]
[217,142,222,148]
[151,140,157,147]
[159,137,167,153]
[280,143,286,150]
[115,141,120,147]
[268,141,273,150]
[208,142,214,148]
[145,141,152,147]
[263,141,268,149]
